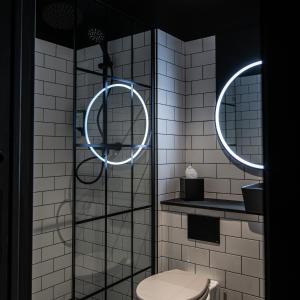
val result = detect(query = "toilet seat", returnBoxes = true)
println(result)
[136,269,210,300]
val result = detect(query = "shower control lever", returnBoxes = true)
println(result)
[98,61,113,69]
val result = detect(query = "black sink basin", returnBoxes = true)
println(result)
[241,183,263,214]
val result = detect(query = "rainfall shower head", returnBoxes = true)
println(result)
[88,27,113,69]
[42,1,82,31]
[88,27,106,44]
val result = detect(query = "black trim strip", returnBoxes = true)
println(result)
[150,29,157,275]
[130,31,135,300]
[103,58,108,300]
[76,143,151,150]
[222,103,236,107]
[76,205,152,225]
[71,1,78,298]
[1,0,35,298]
[76,67,151,89]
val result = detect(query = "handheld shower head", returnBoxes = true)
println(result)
[87,27,113,69]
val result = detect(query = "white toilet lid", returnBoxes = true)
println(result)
[136,269,210,300]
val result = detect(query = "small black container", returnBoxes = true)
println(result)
[180,177,204,201]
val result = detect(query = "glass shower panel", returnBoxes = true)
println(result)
[133,209,151,273]
[132,32,152,87]
[107,278,132,300]
[107,163,132,215]
[130,86,151,146]
[75,148,105,221]
[107,212,132,286]
[76,70,104,147]
[73,1,154,299]
[133,150,151,209]
[83,291,105,300]
[106,85,132,147]
[75,219,105,299]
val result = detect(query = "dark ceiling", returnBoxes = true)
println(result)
[107,0,261,40]
[36,0,260,48]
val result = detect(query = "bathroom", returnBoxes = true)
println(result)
[0,0,292,300]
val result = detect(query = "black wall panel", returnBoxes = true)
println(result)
[216,26,261,96]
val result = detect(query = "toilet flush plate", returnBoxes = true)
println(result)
[188,214,220,244]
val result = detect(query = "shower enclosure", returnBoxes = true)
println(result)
[72,1,155,299]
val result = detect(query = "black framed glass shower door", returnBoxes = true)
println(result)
[72,1,155,299]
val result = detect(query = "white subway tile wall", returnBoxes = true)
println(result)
[158,208,265,300]
[33,38,73,300]
[156,29,186,207]
[156,30,264,300]
[34,29,264,300]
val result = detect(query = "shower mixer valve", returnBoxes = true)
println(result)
[98,61,113,70]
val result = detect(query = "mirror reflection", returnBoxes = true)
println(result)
[219,64,263,165]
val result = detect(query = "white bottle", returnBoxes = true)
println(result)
[185,165,198,179]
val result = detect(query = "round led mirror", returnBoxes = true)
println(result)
[215,61,263,170]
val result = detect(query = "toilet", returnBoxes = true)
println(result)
[136,269,219,300]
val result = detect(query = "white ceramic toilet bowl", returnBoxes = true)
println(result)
[136,269,219,300]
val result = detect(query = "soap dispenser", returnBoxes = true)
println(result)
[185,165,198,179]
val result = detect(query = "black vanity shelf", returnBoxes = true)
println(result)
[160,198,263,215]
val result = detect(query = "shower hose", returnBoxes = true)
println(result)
[75,60,114,185]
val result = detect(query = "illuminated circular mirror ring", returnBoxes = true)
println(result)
[84,83,149,166]
[215,61,263,170]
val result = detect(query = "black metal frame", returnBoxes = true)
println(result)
[0,0,35,299]
[71,3,156,299]
[71,1,78,297]
[151,26,157,277]
[261,1,295,299]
